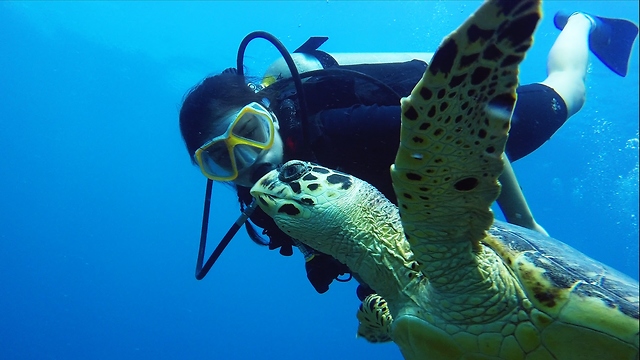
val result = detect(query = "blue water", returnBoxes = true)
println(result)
[1,1,637,359]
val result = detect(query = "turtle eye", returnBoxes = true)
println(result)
[279,161,311,183]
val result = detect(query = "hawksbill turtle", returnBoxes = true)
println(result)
[250,0,640,358]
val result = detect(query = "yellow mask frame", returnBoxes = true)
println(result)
[195,102,275,181]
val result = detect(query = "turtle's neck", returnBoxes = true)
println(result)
[291,181,423,307]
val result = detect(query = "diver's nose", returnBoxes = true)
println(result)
[278,160,311,183]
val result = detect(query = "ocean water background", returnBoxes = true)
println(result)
[0,1,637,359]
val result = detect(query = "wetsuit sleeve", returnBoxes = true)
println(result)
[308,84,569,200]
[309,105,401,203]
[317,104,401,141]
[506,83,569,161]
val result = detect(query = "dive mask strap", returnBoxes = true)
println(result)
[195,179,258,280]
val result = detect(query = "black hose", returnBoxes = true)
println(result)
[236,31,311,154]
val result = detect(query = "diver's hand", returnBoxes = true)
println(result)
[529,221,549,237]
[265,229,294,256]
[305,253,350,294]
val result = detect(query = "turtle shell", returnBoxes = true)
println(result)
[485,220,639,355]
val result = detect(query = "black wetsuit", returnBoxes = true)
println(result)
[273,59,568,203]
[240,59,568,293]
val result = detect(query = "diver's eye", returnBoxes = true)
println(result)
[238,125,258,140]
[204,144,232,169]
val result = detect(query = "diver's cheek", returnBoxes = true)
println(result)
[263,135,285,165]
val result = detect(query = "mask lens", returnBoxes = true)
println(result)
[231,109,272,145]
[233,144,262,171]
[200,140,235,179]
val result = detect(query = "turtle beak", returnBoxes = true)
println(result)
[250,169,283,216]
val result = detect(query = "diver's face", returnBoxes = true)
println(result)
[195,102,284,186]
[232,116,284,188]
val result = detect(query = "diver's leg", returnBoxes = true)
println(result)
[541,13,592,118]
[555,11,639,77]
[497,155,549,236]
[508,12,638,160]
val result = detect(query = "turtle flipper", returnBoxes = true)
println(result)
[356,294,393,343]
[390,0,541,291]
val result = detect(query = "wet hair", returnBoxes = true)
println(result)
[179,72,268,164]
[179,71,281,247]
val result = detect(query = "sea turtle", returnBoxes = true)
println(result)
[250,0,640,358]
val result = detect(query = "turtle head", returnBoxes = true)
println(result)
[250,160,361,246]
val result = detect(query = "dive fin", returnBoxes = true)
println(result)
[554,11,639,77]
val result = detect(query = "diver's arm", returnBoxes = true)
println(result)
[497,155,549,236]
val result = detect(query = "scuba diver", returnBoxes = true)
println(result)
[179,12,638,297]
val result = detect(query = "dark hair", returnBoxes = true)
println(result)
[179,72,267,163]
[179,71,281,247]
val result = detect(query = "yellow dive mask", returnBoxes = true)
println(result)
[195,102,275,181]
